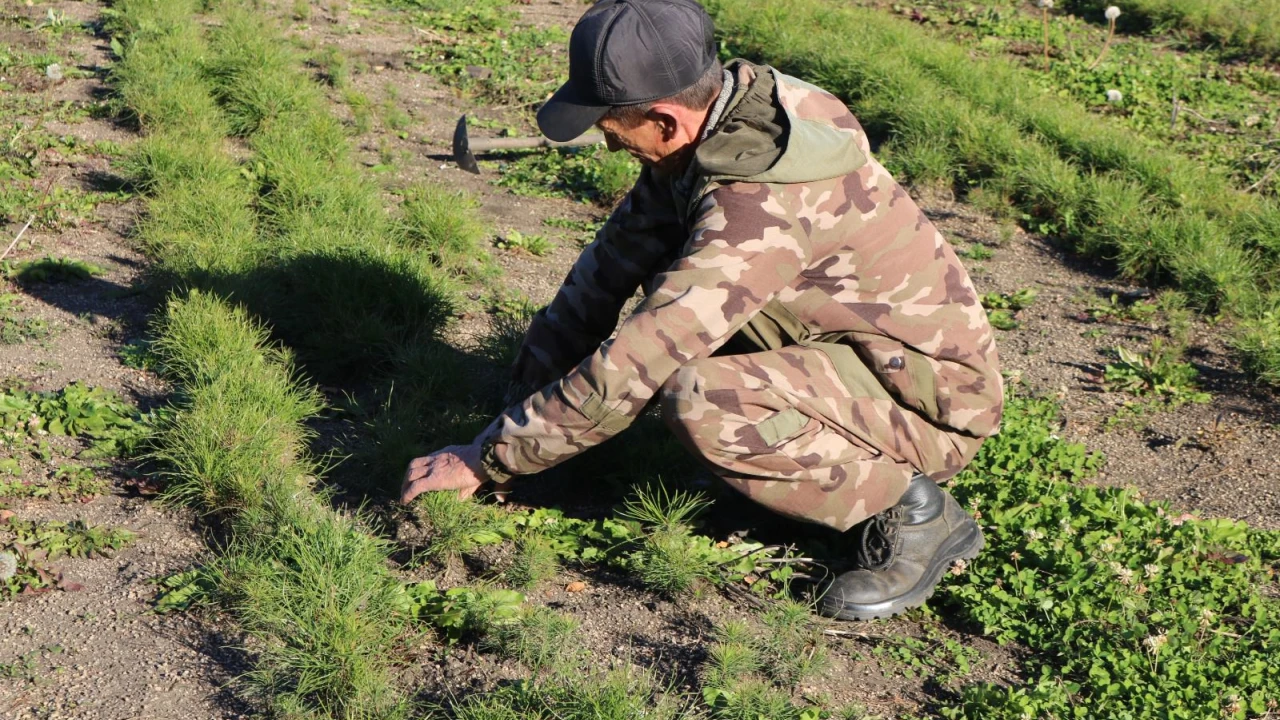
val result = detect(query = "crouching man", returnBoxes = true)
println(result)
[401,0,1003,620]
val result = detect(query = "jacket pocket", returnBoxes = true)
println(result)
[579,392,632,434]
[849,334,940,422]
[757,407,808,447]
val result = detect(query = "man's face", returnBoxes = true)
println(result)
[595,115,670,167]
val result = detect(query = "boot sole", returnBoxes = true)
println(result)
[817,518,984,622]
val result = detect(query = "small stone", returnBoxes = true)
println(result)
[465,65,493,80]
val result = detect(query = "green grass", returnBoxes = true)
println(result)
[151,292,412,719]
[398,183,495,280]
[495,146,640,206]
[503,531,560,589]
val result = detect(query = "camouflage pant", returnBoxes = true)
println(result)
[659,341,983,532]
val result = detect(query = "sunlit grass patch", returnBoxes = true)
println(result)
[495,146,640,207]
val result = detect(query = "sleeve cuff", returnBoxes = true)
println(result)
[479,440,517,485]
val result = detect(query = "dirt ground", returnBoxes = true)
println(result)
[0,0,1276,717]
[0,2,243,718]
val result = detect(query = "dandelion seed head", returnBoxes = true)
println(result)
[45,63,62,81]
[1143,632,1167,655]
[1106,89,1124,104]
[1037,0,1055,8]
[1105,5,1121,20]
[0,552,16,581]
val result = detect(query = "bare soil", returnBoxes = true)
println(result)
[0,3,243,718]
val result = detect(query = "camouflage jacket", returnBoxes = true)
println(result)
[479,60,1002,482]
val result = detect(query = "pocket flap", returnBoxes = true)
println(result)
[757,407,808,447]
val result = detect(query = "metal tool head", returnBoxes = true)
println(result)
[452,114,481,174]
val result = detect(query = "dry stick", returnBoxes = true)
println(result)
[1087,17,1118,71]
[1042,8,1051,71]
[1170,93,1180,131]
[1,171,63,263]
[0,215,36,263]
[1245,157,1279,193]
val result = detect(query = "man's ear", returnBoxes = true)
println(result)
[648,107,680,141]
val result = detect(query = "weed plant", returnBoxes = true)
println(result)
[409,24,567,106]
[8,256,106,283]
[1101,340,1211,404]
[2,519,134,597]
[495,230,553,257]
[941,389,1280,718]
[496,146,640,206]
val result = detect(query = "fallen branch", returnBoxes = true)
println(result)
[0,215,36,263]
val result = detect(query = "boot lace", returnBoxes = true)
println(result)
[854,505,904,571]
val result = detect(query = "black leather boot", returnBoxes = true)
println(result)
[817,473,983,621]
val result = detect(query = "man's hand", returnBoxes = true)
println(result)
[400,442,490,504]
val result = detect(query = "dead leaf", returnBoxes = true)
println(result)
[61,582,83,592]
[743,575,758,585]
[0,509,14,523]
[716,541,729,548]
[565,581,586,593]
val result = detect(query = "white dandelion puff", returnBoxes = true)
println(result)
[0,551,16,581]
[1037,0,1055,8]
[45,63,63,81]
[1105,5,1121,20]
[1106,89,1124,104]
[1143,632,1168,655]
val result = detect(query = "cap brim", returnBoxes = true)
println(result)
[537,80,610,143]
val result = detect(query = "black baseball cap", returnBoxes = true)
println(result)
[536,0,717,142]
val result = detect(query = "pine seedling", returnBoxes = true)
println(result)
[619,484,717,596]
[504,531,560,589]
[413,490,505,564]
[482,606,580,671]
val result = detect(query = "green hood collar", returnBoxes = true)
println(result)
[693,60,867,186]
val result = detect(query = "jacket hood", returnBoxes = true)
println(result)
[693,60,867,186]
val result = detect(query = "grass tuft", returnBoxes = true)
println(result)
[482,606,580,671]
